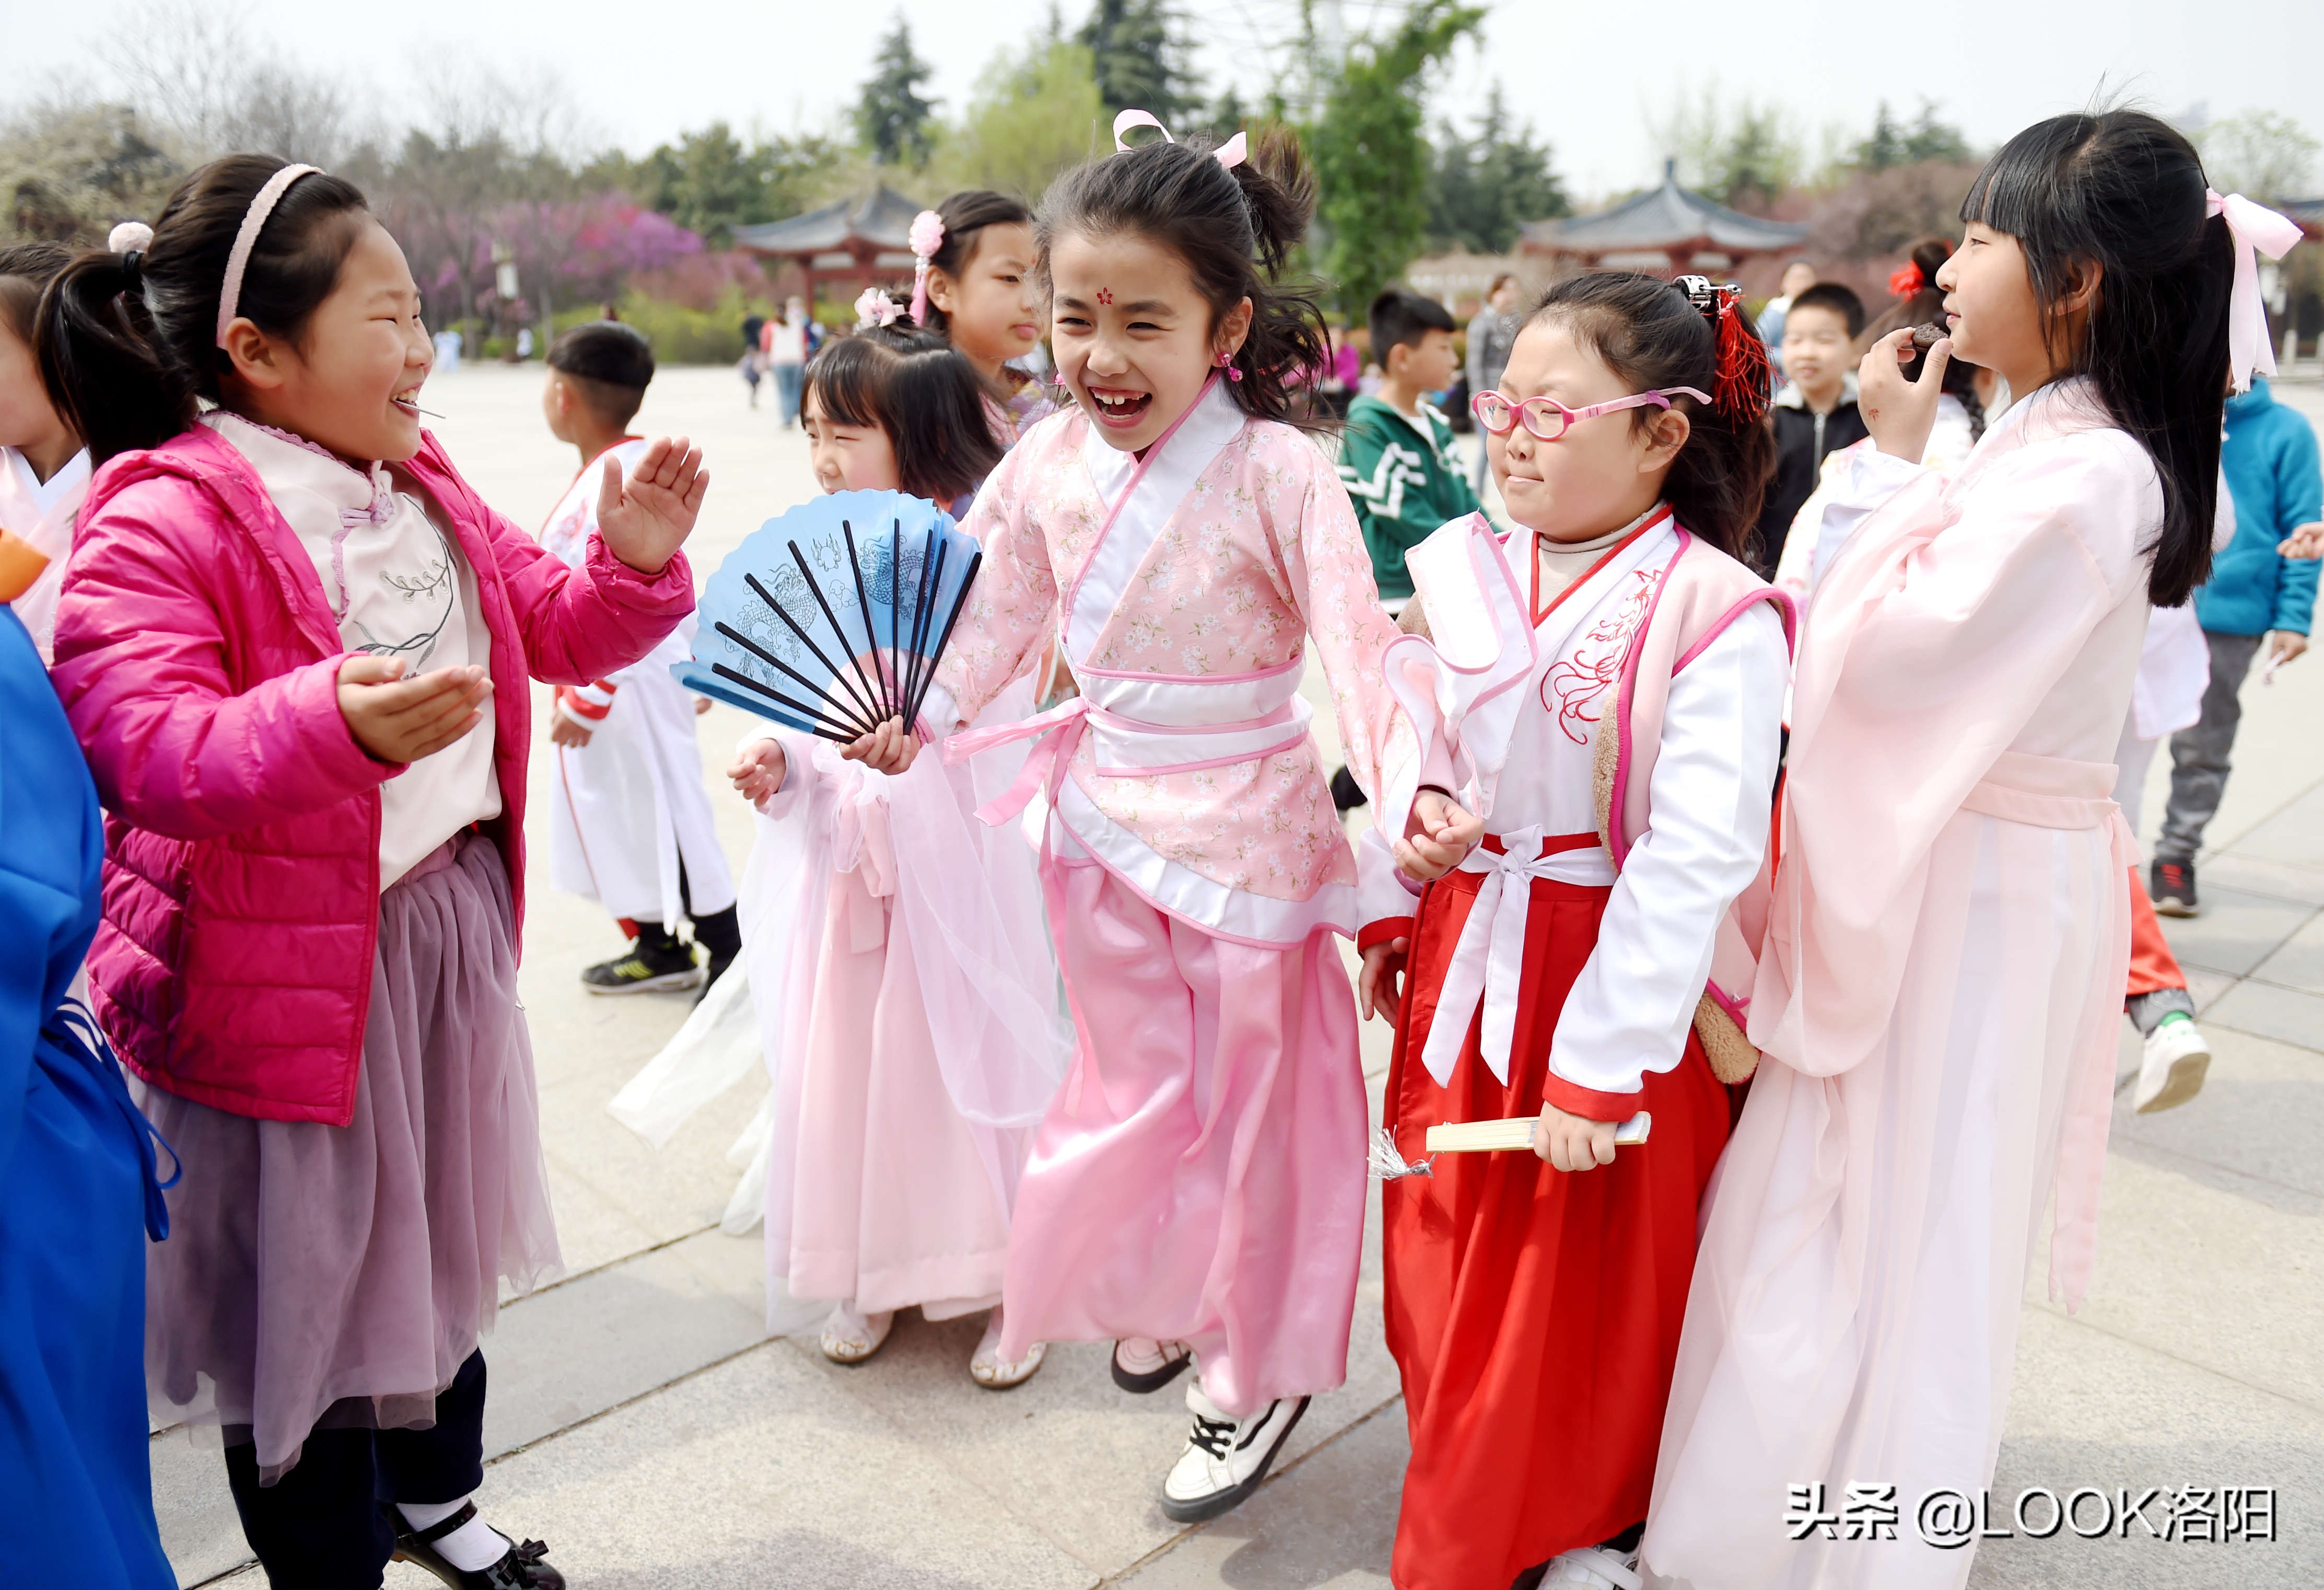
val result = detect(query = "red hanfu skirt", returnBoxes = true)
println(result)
[1382,866,1741,1590]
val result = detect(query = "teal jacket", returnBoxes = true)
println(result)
[1335,394,1480,601]
[2198,380,2321,637]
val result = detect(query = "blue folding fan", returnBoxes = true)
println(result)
[675,489,983,741]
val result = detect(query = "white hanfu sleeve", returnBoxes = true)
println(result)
[1804,442,1926,593]
[1540,602,1787,1117]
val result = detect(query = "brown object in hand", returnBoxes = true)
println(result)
[1910,323,1946,351]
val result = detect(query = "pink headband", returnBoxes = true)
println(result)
[1112,109,1246,170]
[215,163,320,350]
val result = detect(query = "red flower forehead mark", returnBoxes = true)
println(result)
[1096,288,1114,306]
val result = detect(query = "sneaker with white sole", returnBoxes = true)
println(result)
[1541,1545,1642,1589]
[2134,1016,2211,1113]
[1111,1336,1194,1394]
[2150,859,2199,917]
[1159,1383,1309,1523]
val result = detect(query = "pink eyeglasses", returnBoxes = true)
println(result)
[1471,386,1713,442]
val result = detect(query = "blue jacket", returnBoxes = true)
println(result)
[2197,379,2321,636]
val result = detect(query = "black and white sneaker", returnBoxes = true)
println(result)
[1159,1383,1309,1523]
[392,1502,565,1589]
[1111,1336,1194,1394]
[580,938,703,995]
[2151,858,2199,918]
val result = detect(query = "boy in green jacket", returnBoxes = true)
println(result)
[1337,288,1479,611]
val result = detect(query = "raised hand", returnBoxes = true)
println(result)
[596,436,708,576]
[1394,788,1483,883]
[337,655,491,764]
[1858,327,1951,465]
[841,717,919,775]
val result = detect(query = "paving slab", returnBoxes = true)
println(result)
[1969,1308,2324,1588]
[2105,1026,2324,1203]
[1116,1405,1407,1588]
[2193,981,2324,1071]
[2151,886,2314,978]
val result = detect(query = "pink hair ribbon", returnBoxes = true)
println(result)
[1111,109,1246,170]
[2206,189,2303,393]
[216,163,320,350]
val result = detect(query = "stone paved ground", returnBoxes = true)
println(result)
[154,365,2324,1588]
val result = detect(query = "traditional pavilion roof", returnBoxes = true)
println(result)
[1523,162,1808,258]
[732,185,926,258]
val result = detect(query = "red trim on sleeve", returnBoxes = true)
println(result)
[1539,1070,1643,1124]
[559,685,614,723]
[1357,916,1416,954]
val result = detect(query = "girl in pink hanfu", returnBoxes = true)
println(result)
[622,322,1075,1388]
[1643,112,2274,1590]
[847,117,1417,1523]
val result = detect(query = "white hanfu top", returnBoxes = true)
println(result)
[1456,512,1785,1100]
[205,412,501,888]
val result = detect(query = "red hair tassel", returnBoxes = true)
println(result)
[1711,286,1771,426]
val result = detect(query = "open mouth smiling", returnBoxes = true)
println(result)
[1088,386,1153,426]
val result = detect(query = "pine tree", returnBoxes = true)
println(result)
[1078,0,1199,122]
[855,15,939,167]
[1428,84,1568,254]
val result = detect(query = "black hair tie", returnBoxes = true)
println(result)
[121,251,143,291]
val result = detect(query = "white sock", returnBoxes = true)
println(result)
[398,1498,511,1573]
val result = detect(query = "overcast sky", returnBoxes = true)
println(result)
[9,0,2320,200]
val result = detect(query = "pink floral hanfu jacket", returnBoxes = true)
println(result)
[928,379,1417,946]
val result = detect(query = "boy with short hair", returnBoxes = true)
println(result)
[1756,281,1868,575]
[537,322,743,996]
[1337,287,1480,612]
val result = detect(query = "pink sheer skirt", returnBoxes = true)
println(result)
[138,833,562,1482]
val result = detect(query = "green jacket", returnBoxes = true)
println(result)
[1335,393,1481,600]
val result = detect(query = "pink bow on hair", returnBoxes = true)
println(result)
[855,287,904,330]
[2206,189,2304,393]
[1112,109,1246,170]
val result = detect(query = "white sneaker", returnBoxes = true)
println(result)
[2134,1017,2211,1113]
[1159,1383,1309,1523]
[969,1308,1047,1389]
[1111,1336,1194,1394]
[819,1300,894,1363]
[1541,1545,1642,1589]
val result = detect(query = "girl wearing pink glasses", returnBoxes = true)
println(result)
[1357,271,1790,1590]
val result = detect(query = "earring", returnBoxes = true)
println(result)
[1216,350,1244,383]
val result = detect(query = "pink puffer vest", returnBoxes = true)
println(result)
[50,425,694,1124]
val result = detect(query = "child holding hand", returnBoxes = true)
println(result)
[42,156,704,1590]
[851,118,1419,1523]
[1360,272,1788,1590]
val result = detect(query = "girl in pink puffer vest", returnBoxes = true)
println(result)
[41,156,707,1590]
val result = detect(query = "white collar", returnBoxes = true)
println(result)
[5,446,91,516]
[1773,370,1858,412]
[1080,376,1248,505]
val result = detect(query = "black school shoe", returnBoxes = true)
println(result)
[393,1502,566,1590]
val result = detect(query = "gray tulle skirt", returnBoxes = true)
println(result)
[138,833,563,1482]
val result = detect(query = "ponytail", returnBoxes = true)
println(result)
[38,251,194,463]
[35,154,371,463]
[1037,124,1329,431]
[1526,272,1777,564]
